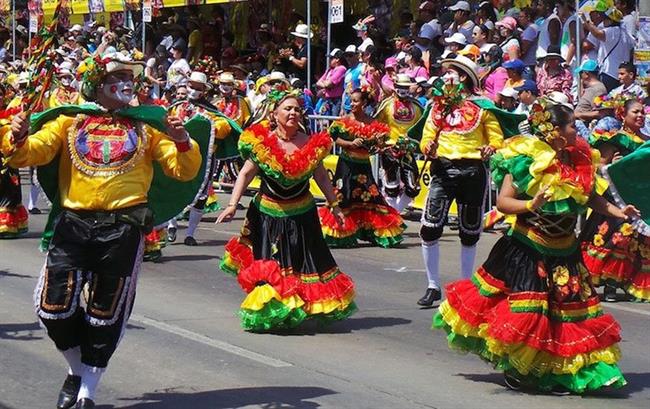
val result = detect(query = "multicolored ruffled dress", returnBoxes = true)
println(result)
[581,127,650,301]
[318,118,405,248]
[0,107,28,238]
[143,226,168,262]
[434,136,627,393]
[220,122,357,331]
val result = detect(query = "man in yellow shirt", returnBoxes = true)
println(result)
[374,74,424,212]
[416,56,505,306]
[1,54,201,409]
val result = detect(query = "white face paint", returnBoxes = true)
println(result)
[102,80,133,105]
[395,88,410,99]
[220,84,234,95]
[187,88,203,100]
[442,70,460,85]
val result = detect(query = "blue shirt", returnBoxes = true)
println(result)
[342,63,363,113]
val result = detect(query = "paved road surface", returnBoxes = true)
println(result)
[1,198,649,409]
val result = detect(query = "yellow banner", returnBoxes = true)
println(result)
[71,0,89,14]
[103,0,125,13]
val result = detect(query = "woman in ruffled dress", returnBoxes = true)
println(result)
[433,100,637,394]
[319,89,405,248]
[217,90,356,332]
[581,99,650,302]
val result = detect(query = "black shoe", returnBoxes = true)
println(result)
[143,250,162,262]
[167,227,177,243]
[56,375,81,409]
[504,372,521,391]
[29,207,42,215]
[417,288,441,306]
[549,384,571,396]
[604,285,617,302]
[184,236,198,246]
[74,398,95,409]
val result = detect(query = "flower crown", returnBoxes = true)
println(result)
[267,89,302,107]
[76,55,110,99]
[529,98,561,143]
[594,93,641,120]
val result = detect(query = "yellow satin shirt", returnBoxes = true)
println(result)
[374,97,423,144]
[168,102,233,140]
[1,114,201,211]
[420,101,504,160]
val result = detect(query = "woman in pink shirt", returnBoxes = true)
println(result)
[315,49,348,115]
[403,47,428,79]
[481,45,508,101]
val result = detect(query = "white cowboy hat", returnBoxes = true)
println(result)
[546,91,573,109]
[394,73,414,88]
[188,71,213,90]
[218,72,235,84]
[441,55,480,89]
[104,53,144,78]
[290,24,313,39]
[267,71,291,86]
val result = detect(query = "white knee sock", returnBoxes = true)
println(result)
[61,346,83,376]
[167,218,178,229]
[77,364,104,401]
[385,195,399,210]
[460,245,478,279]
[29,184,40,209]
[396,193,411,213]
[186,208,202,238]
[422,241,440,289]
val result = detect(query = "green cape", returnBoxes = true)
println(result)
[33,104,215,250]
[406,97,526,141]
[603,140,650,235]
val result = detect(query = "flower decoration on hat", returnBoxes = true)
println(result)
[529,98,562,144]
[195,56,220,83]
[76,55,110,99]
[594,92,640,120]
[267,89,303,108]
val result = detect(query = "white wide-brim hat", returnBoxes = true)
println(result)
[104,53,144,78]
[188,71,213,90]
[291,24,313,39]
[441,55,479,89]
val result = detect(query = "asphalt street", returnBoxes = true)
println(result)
[1,193,649,409]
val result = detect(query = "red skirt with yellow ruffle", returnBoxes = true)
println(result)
[0,166,28,239]
[220,192,356,332]
[434,234,626,393]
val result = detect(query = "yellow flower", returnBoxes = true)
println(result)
[620,223,634,236]
[593,234,605,247]
[552,266,570,286]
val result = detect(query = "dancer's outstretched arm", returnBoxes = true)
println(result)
[216,159,258,223]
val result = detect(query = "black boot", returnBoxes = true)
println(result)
[604,285,617,302]
[184,236,198,246]
[56,375,81,409]
[417,288,441,306]
[74,398,95,409]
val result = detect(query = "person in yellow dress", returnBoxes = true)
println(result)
[417,55,505,306]
[1,54,201,409]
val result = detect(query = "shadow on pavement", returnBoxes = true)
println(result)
[457,371,650,398]
[0,270,33,279]
[160,254,219,262]
[0,322,43,341]
[103,386,337,409]
[265,316,412,336]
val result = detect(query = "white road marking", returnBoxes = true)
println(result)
[604,303,650,317]
[383,267,425,273]
[131,314,293,368]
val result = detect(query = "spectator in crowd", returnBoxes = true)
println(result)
[502,58,526,89]
[353,16,375,52]
[416,2,443,54]
[582,8,634,91]
[458,44,481,62]
[380,57,398,96]
[517,8,539,78]
[574,59,608,121]
[472,24,496,55]
[536,0,562,59]
[443,33,467,58]
[445,1,476,44]
[404,47,428,79]
[497,87,519,111]
[476,1,498,25]
[315,48,347,116]
[536,45,573,100]
[166,41,191,89]
[514,79,540,116]
[616,0,638,39]
[342,45,363,114]
[481,45,508,101]
[186,18,203,65]
[279,24,310,83]
[610,62,648,99]
[496,16,520,61]
[582,3,607,63]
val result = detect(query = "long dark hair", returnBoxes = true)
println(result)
[548,104,575,129]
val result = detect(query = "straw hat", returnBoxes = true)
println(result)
[394,74,414,87]
[218,72,235,84]
[188,71,213,90]
[441,55,479,89]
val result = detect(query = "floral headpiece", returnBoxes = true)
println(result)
[195,56,220,84]
[267,89,303,108]
[529,98,562,143]
[594,92,641,120]
[76,55,110,99]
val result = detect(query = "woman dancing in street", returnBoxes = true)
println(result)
[217,90,356,332]
[319,89,405,248]
[433,100,636,394]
